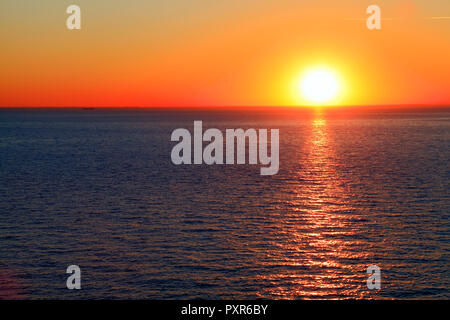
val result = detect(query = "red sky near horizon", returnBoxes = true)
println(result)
[1,0,449,107]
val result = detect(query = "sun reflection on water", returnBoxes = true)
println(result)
[257,112,370,299]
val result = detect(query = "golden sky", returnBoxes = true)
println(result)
[0,0,449,107]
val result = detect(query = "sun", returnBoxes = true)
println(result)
[298,68,340,105]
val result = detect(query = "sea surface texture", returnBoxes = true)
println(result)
[0,108,448,299]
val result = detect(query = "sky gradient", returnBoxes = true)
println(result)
[1,0,449,107]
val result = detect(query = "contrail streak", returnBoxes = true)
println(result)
[425,17,450,20]
[345,17,450,21]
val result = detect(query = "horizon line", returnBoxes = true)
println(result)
[1,104,450,109]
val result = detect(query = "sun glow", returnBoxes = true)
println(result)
[297,68,341,106]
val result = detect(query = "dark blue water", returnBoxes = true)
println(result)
[0,108,449,299]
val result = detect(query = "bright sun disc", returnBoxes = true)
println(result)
[299,68,340,105]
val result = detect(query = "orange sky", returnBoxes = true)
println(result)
[0,0,449,107]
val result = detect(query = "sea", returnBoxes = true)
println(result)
[0,107,448,299]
